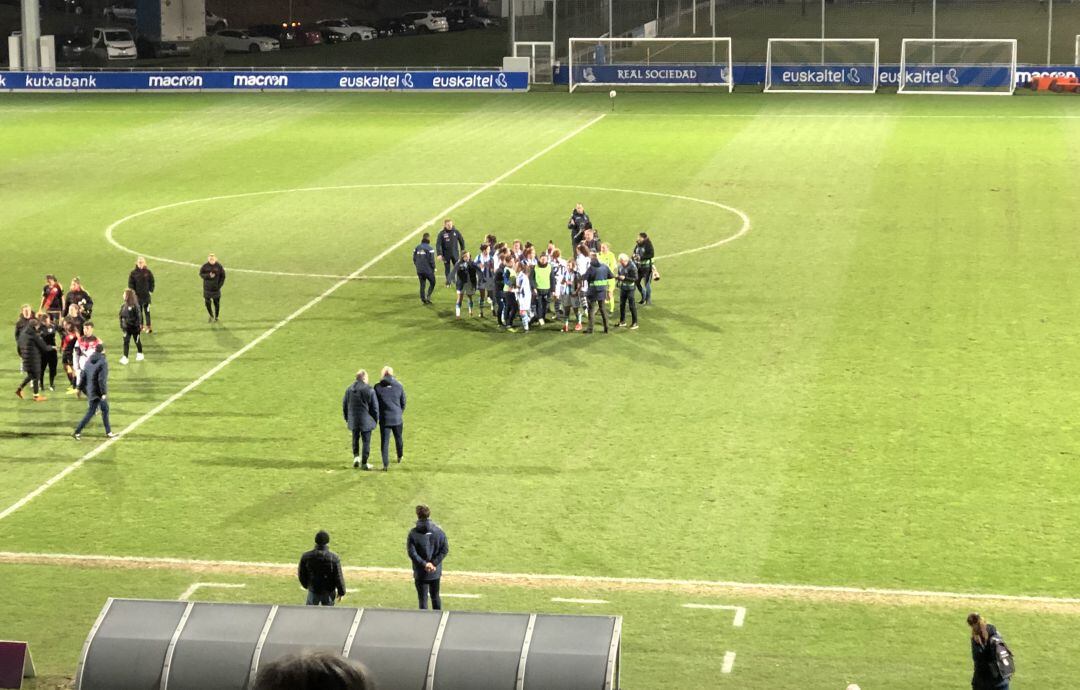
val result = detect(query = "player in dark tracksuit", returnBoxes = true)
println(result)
[567,203,590,246]
[412,233,437,304]
[199,254,226,322]
[15,320,51,400]
[127,257,155,333]
[118,289,144,364]
[435,220,465,288]
[36,314,60,391]
[583,258,613,334]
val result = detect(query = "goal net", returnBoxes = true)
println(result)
[899,39,1017,95]
[568,37,733,93]
[765,39,879,93]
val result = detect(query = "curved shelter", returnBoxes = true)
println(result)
[75,599,622,690]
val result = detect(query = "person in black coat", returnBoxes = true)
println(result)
[127,257,156,333]
[967,613,1012,690]
[199,253,226,322]
[435,219,465,288]
[583,257,613,334]
[297,530,347,606]
[374,366,407,469]
[64,277,93,319]
[36,313,60,392]
[633,232,656,305]
[73,344,115,439]
[615,253,639,329]
[412,233,437,304]
[14,304,33,355]
[406,505,449,610]
[39,275,64,323]
[15,319,52,401]
[118,289,144,365]
[343,370,380,470]
[567,203,590,246]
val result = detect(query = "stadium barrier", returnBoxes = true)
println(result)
[554,63,1078,89]
[0,70,530,93]
[75,598,622,690]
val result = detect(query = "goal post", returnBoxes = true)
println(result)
[513,41,555,84]
[1075,34,1079,66]
[568,37,733,93]
[764,38,879,93]
[899,38,1018,95]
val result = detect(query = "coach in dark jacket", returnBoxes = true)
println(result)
[413,233,437,304]
[374,366,407,469]
[406,505,449,610]
[298,530,346,606]
[16,320,51,399]
[73,345,114,439]
[128,257,156,331]
[435,220,465,287]
[199,253,226,322]
[343,370,380,470]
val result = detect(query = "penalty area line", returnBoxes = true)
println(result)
[0,113,607,524]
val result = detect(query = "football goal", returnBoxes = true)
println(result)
[1075,34,1079,66]
[899,39,1018,95]
[765,38,879,93]
[568,37,734,93]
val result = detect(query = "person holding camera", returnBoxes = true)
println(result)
[64,277,93,319]
[633,232,656,306]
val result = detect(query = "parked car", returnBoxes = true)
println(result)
[91,26,136,60]
[316,19,375,41]
[290,23,323,46]
[316,25,346,44]
[102,1,135,23]
[402,10,448,34]
[248,24,300,49]
[213,29,279,53]
[205,10,227,32]
[371,17,417,37]
[55,30,91,59]
[444,8,494,30]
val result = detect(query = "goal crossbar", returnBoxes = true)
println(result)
[568,37,734,93]
[764,38,880,94]
[899,38,1018,96]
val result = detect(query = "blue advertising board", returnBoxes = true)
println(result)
[0,70,530,92]
[555,64,1078,89]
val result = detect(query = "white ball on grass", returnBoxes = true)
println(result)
[609,90,617,98]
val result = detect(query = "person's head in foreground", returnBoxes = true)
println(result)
[253,651,371,690]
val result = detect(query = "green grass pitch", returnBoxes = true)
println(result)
[2,91,1080,688]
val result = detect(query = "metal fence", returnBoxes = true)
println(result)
[511,0,1080,64]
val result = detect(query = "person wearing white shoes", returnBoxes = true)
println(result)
[342,369,380,470]
[73,344,116,440]
[374,366,407,470]
[118,289,144,365]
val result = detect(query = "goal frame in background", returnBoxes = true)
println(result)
[568,37,734,93]
[898,38,1018,96]
[513,41,556,84]
[1075,34,1080,66]
[764,38,880,94]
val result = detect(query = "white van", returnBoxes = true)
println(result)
[91,27,137,60]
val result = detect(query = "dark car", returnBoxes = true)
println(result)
[248,23,319,49]
[55,30,91,60]
[373,17,417,37]
[317,25,346,44]
[444,7,493,30]
[291,23,323,46]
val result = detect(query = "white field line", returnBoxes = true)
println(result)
[441,593,483,600]
[551,597,609,605]
[0,113,607,523]
[106,181,748,278]
[682,603,746,627]
[3,551,1080,607]
[179,582,246,601]
[721,651,736,674]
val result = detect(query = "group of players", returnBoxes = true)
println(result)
[12,259,156,401]
[412,203,657,333]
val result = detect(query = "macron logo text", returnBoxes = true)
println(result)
[148,75,203,88]
[232,74,288,87]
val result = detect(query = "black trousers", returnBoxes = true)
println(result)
[39,350,58,389]
[19,362,41,395]
[140,302,152,327]
[204,297,220,318]
[418,273,435,302]
[619,290,638,325]
[587,296,609,332]
[416,578,442,610]
[122,329,143,357]
[442,260,455,285]
[380,424,403,466]
[351,427,373,461]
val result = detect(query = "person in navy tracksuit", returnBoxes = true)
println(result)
[406,504,449,610]
[413,233,437,304]
[435,220,465,288]
[343,369,380,470]
[374,366,407,470]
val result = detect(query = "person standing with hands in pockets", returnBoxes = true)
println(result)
[199,253,226,322]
